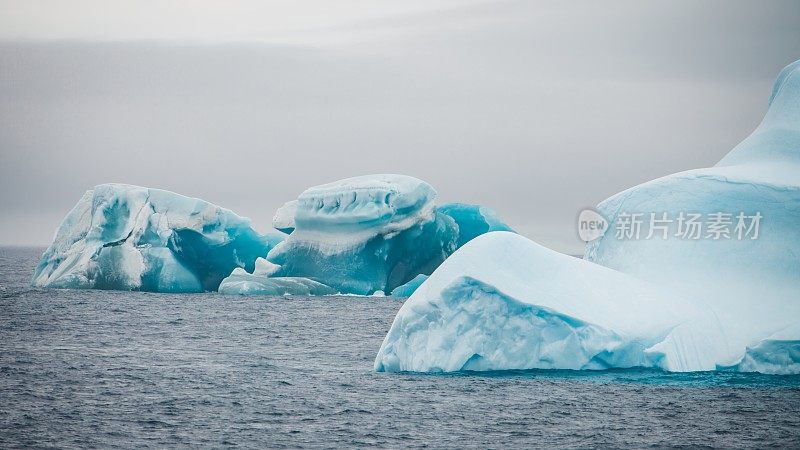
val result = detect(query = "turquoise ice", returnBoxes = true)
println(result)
[438,203,513,248]
[31,184,283,292]
[221,174,513,296]
[389,274,428,297]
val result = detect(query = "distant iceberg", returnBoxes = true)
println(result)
[263,174,454,295]
[31,184,283,292]
[377,60,800,374]
[221,174,513,296]
[218,270,336,296]
[735,324,800,375]
[34,175,512,296]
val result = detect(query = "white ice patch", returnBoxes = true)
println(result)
[283,174,437,255]
[272,200,297,234]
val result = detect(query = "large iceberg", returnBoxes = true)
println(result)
[32,184,283,292]
[221,174,513,296]
[377,60,800,374]
[375,232,728,372]
[585,59,800,369]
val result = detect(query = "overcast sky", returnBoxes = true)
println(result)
[1,0,799,252]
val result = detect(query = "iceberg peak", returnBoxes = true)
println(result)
[719,59,800,168]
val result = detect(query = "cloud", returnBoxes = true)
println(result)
[1,1,798,251]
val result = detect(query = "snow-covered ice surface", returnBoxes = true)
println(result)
[585,59,800,373]
[377,60,800,374]
[221,174,514,296]
[31,184,283,292]
[375,232,727,373]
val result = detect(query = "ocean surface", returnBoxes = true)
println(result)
[2,247,799,449]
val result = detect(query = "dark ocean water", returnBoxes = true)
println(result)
[1,247,799,449]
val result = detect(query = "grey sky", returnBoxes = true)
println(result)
[1,0,799,252]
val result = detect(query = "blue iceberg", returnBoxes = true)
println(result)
[31,184,283,292]
[264,174,456,295]
[221,174,513,296]
[35,176,513,296]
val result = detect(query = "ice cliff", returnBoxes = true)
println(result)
[31,184,283,292]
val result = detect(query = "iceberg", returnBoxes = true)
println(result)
[264,174,457,295]
[219,174,513,296]
[376,60,800,374]
[585,59,800,368]
[375,232,727,373]
[32,184,283,292]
